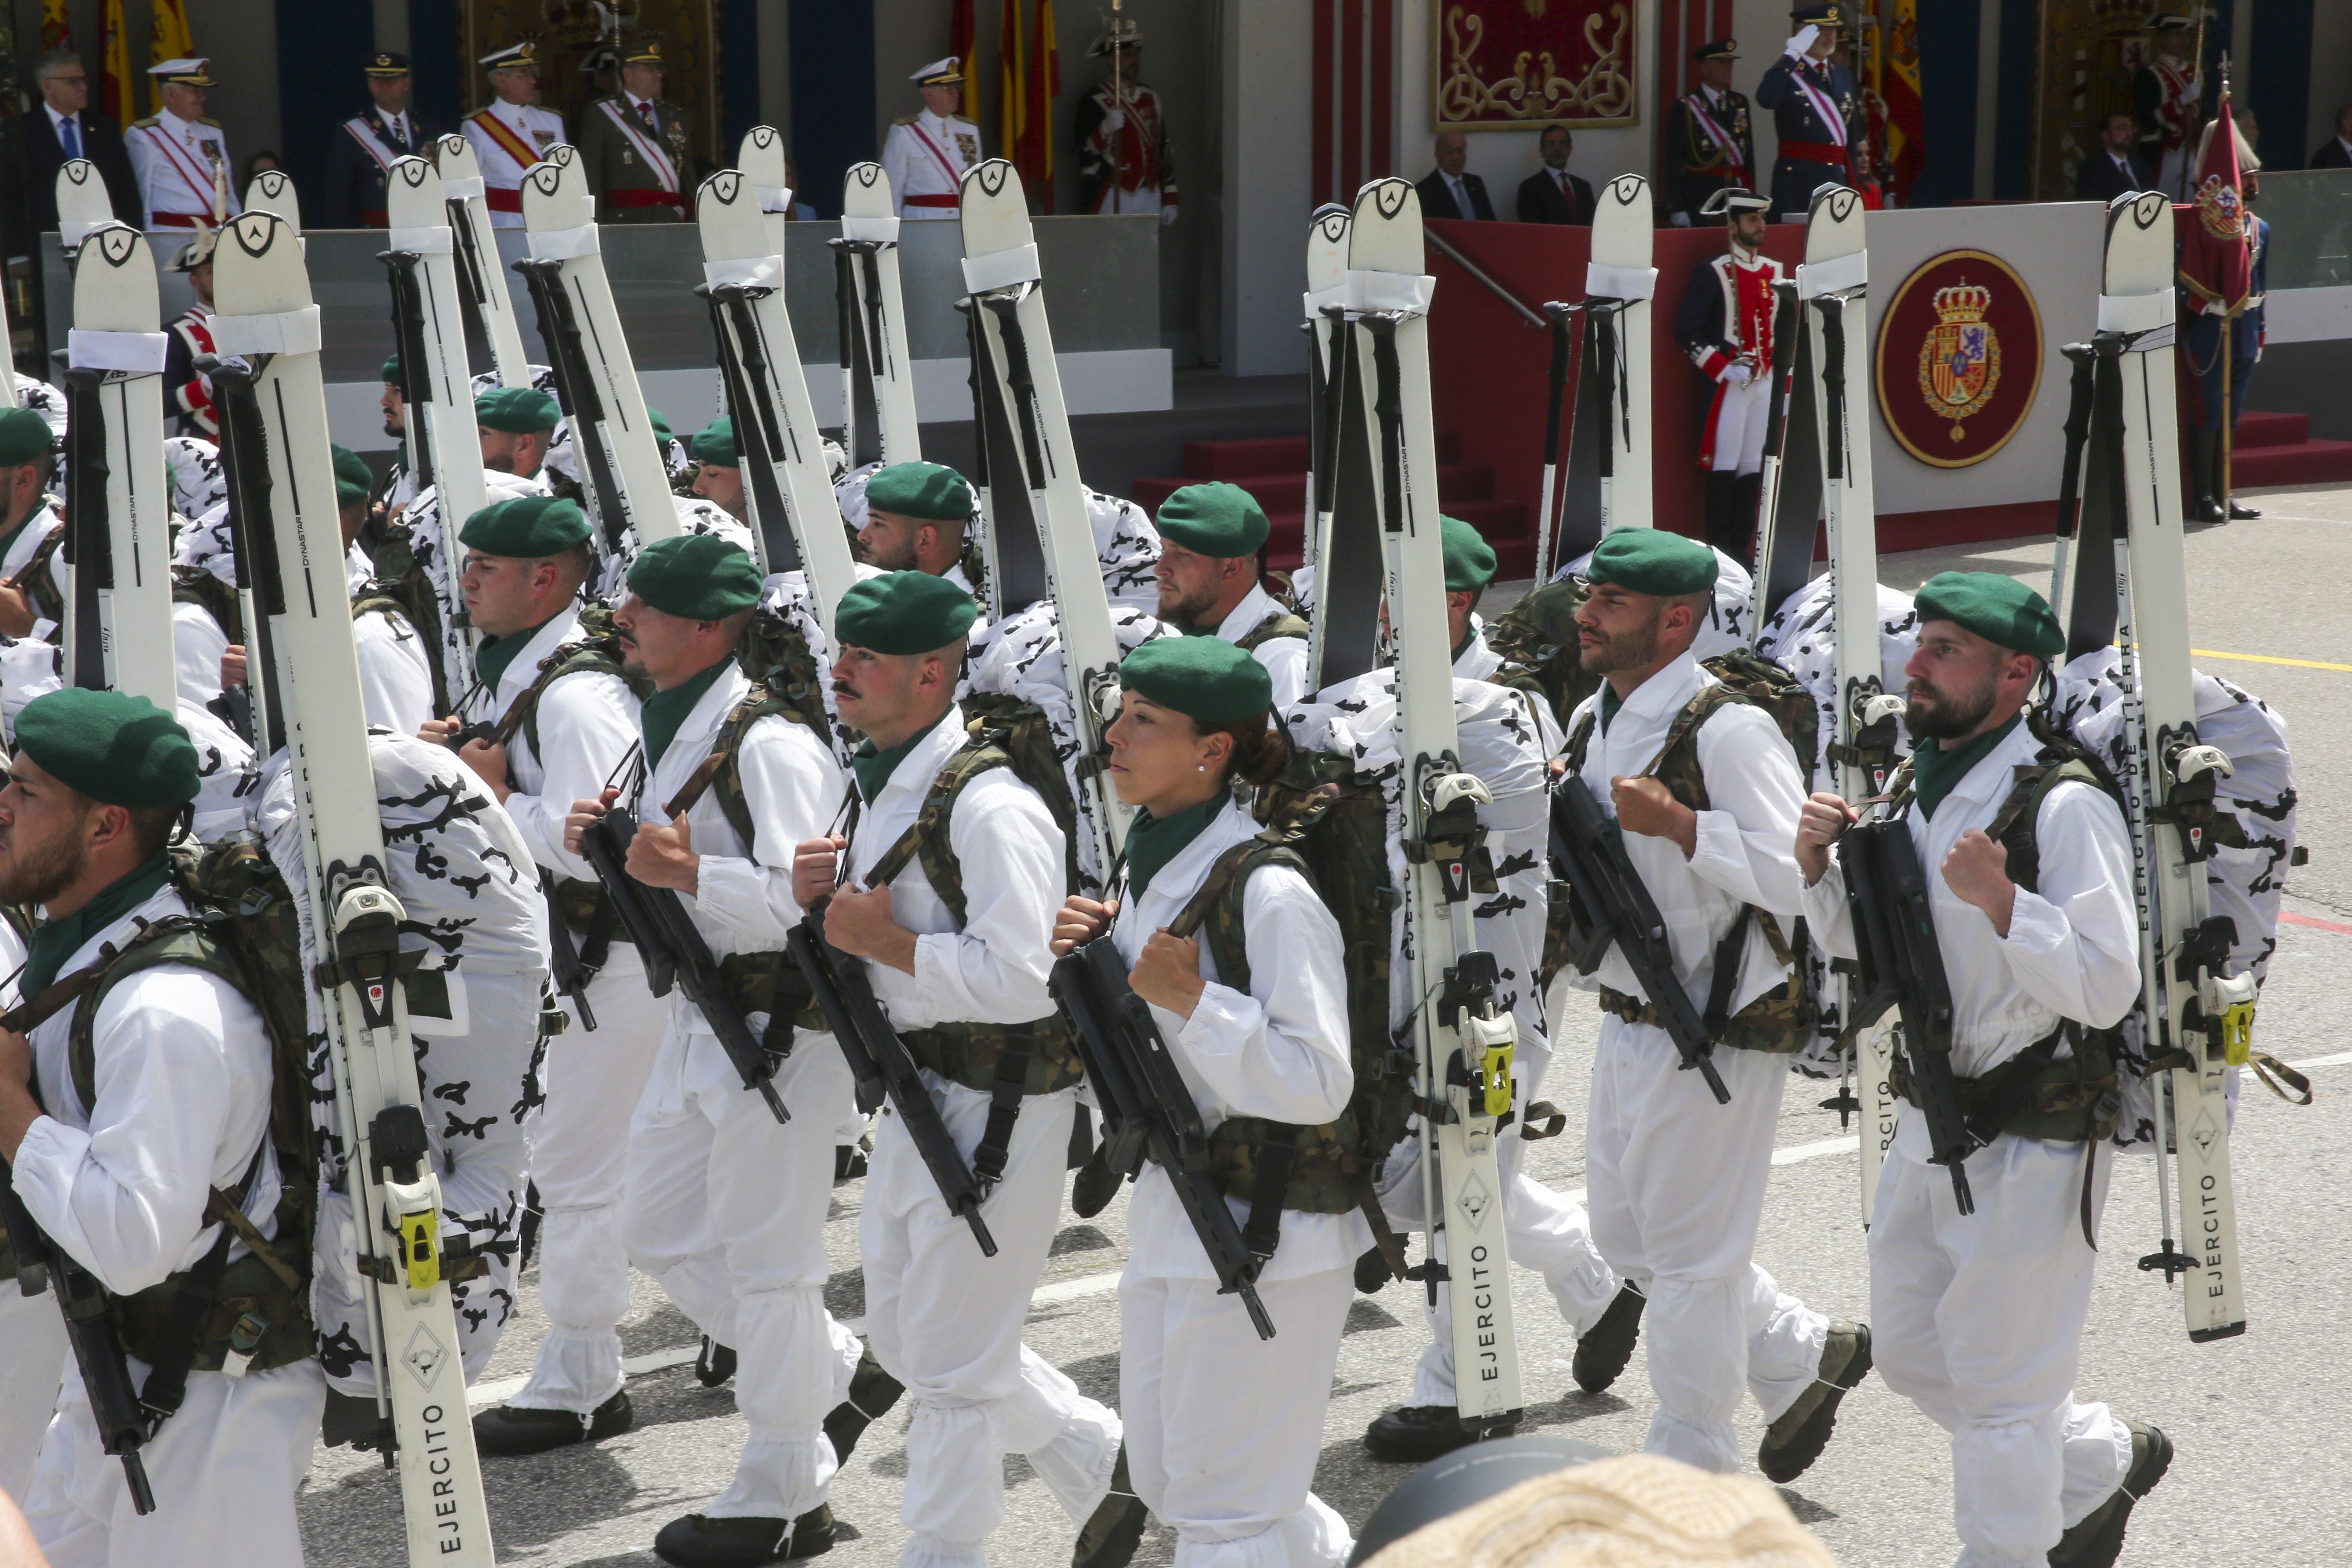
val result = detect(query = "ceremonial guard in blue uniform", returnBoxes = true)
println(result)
[1754,3,1860,220]
[323,53,438,227]
[1666,39,1755,226]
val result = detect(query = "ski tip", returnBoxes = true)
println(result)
[964,158,1020,201]
[1603,172,1650,209]
[434,134,479,179]
[701,168,749,208]
[736,127,787,188]
[386,156,447,231]
[1353,176,1416,224]
[521,152,593,231]
[1808,183,1863,226]
[2114,189,2170,235]
[79,223,147,274]
[247,169,302,235]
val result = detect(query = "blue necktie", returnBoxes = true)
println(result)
[59,117,79,159]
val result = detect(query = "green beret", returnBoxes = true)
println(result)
[1441,515,1497,593]
[1156,482,1269,558]
[475,385,561,435]
[1913,571,2064,658]
[649,408,674,446]
[691,416,738,468]
[1585,527,1718,596]
[865,461,974,524]
[460,494,591,558]
[15,689,199,808]
[1118,634,1272,725]
[0,408,53,468]
[380,353,406,392]
[626,533,762,619]
[331,445,373,510]
[834,570,979,656]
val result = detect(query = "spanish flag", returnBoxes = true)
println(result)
[151,0,196,76]
[97,0,130,127]
[1882,0,1925,203]
[1020,0,1059,208]
[999,0,1024,164]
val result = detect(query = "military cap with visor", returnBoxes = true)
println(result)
[365,52,412,78]
[911,56,965,86]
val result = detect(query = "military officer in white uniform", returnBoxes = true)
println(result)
[464,43,567,229]
[125,59,237,230]
[882,57,981,221]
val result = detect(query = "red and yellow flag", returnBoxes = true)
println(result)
[950,0,976,128]
[999,0,1025,162]
[2179,93,2254,317]
[1019,0,1059,207]
[40,0,71,52]
[1882,0,1925,203]
[97,0,131,127]
[150,0,196,118]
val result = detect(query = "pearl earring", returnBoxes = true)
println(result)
[1196,763,1206,772]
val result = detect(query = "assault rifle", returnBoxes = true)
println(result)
[1049,938,1276,1339]
[1548,773,1732,1104]
[788,911,999,1257]
[1,1156,157,1513]
[1837,815,1976,1213]
[578,801,789,1122]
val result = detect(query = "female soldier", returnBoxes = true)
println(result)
[1053,636,1363,1568]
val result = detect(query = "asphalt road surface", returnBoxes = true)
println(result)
[298,488,2352,1566]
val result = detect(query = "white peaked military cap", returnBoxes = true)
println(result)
[911,56,965,86]
[149,58,214,85]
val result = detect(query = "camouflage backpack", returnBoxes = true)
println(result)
[1234,606,1308,653]
[356,519,454,715]
[7,521,67,630]
[957,690,1093,896]
[1484,577,1599,730]
[172,568,245,647]
[1561,679,1815,1053]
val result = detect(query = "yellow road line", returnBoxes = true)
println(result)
[2192,648,2352,673]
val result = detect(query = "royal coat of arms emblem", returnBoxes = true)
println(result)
[1918,282,1999,440]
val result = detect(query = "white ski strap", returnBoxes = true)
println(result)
[705,255,783,290]
[961,242,1042,293]
[210,304,323,358]
[441,175,485,200]
[66,329,168,373]
[1345,269,1435,315]
[59,219,108,249]
[1585,263,1658,300]
[841,212,901,243]
[757,184,794,213]
[529,223,602,261]
[388,225,454,254]
[1302,281,1349,317]
[1796,250,1868,298]
[2098,289,2176,346]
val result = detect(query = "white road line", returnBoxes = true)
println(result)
[473,1054,2352,1406]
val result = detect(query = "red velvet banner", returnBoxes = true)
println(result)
[1433,0,1637,129]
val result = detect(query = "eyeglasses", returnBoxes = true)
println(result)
[48,76,89,86]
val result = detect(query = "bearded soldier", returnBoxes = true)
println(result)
[791,573,1138,1568]
[465,43,566,229]
[882,58,980,221]
[1797,574,2162,1568]
[125,59,236,230]
[1563,529,1867,1480]
[1075,18,1179,225]
[1149,483,1307,710]
[0,692,318,1566]
[853,461,985,602]
[1676,189,1782,559]
[577,38,695,225]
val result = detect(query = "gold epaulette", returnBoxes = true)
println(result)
[129,114,162,130]
[892,113,918,127]
[198,116,222,127]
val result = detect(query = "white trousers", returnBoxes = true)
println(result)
[1120,1268,1355,1568]
[625,1023,863,1520]
[1704,376,1771,476]
[0,1285,66,1499]
[1374,1119,1620,1405]
[861,1083,1121,1568]
[24,1358,323,1568]
[1869,1127,2131,1568]
[1586,1016,1831,1471]
[511,945,666,1415]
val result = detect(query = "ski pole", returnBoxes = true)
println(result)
[1534,300,1578,583]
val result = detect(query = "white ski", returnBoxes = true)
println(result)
[244,169,301,233]
[208,209,497,1566]
[736,126,793,262]
[433,134,532,388]
[1573,176,1656,548]
[1796,187,1905,1224]
[2100,191,2254,1342]
[384,155,491,696]
[1747,273,1820,629]
[1302,201,1351,579]
[1348,176,1524,1435]
[836,162,923,465]
[62,223,174,704]
[697,160,860,620]
[959,159,1131,876]
[1306,204,1386,696]
[55,158,116,259]
[517,149,677,549]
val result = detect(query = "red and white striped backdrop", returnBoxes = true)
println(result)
[1311,0,1399,207]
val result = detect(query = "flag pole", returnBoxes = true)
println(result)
[1110,0,1123,216]
[2219,312,2234,516]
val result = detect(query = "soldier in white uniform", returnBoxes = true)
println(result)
[464,43,567,229]
[1149,483,1308,710]
[567,536,884,1564]
[0,409,66,643]
[1563,529,1864,1481]
[882,57,981,221]
[1,691,322,1568]
[124,59,237,230]
[854,461,985,604]
[792,572,1135,1568]
[1798,573,2161,1568]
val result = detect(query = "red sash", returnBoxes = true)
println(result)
[469,109,543,174]
[138,121,224,212]
[908,120,963,189]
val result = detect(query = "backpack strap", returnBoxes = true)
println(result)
[663,689,795,851]
[1233,608,1309,653]
[1982,749,2122,898]
[501,633,633,760]
[860,740,1011,930]
[1634,681,1748,813]
[6,522,67,619]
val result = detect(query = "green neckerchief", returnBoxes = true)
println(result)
[1177,622,1220,637]
[1598,683,1625,735]
[22,851,172,1000]
[1124,795,1224,899]
[852,710,951,804]
[1453,628,1479,664]
[473,611,563,696]
[639,658,732,770]
[1910,711,2023,823]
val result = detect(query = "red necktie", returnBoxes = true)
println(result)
[639,102,655,127]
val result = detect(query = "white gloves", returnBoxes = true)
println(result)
[1723,362,1754,387]
[1786,25,1819,59]
[1102,107,1126,134]
[1161,205,1178,226]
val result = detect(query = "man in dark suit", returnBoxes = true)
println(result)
[1417,129,1495,220]
[16,48,141,231]
[2075,111,2154,201]
[1516,123,1596,223]
[323,52,439,227]
[2310,103,2352,168]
